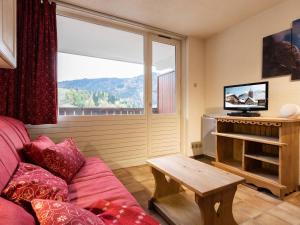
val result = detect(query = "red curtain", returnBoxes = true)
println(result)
[0,0,57,125]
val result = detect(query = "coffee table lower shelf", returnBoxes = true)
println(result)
[149,192,202,225]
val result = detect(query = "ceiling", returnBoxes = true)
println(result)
[59,0,285,38]
[58,16,175,67]
[57,15,144,64]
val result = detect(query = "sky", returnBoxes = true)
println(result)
[225,84,266,96]
[58,52,144,82]
[58,52,174,82]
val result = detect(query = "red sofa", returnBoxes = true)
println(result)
[0,116,143,223]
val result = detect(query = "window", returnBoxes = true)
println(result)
[57,16,144,116]
[152,41,176,114]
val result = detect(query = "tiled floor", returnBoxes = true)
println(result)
[113,165,300,225]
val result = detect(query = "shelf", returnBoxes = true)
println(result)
[244,153,279,165]
[222,159,242,169]
[152,192,201,225]
[212,132,286,146]
[214,116,299,199]
[213,161,285,189]
[247,168,279,183]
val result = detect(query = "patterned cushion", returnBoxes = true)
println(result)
[2,163,68,209]
[31,199,105,225]
[24,135,55,166]
[42,138,85,183]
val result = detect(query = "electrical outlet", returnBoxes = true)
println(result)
[191,142,202,149]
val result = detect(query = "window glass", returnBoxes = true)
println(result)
[57,16,144,116]
[152,41,176,114]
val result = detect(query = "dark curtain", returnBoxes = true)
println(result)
[0,0,57,125]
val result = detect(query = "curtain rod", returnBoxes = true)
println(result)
[52,0,187,40]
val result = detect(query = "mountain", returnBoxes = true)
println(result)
[58,74,157,108]
[237,90,266,101]
[238,92,248,100]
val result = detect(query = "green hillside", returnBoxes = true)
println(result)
[58,74,157,108]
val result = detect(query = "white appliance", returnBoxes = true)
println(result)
[201,115,217,157]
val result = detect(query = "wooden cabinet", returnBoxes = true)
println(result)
[212,116,300,199]
[0,0,17,68]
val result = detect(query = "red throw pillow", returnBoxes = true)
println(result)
[31,199,105,225]
[0,197,35,225]
[2,163,68,210]
[42,138,85,183]
[24,135,55,166]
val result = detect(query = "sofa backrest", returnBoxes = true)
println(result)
[0,116,30,192]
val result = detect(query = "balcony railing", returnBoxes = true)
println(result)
[59,107,145,116]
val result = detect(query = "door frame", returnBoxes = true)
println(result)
[56,7,187,161]
[146,34,182,157]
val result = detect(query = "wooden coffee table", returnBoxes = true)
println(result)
[147,154,245,225]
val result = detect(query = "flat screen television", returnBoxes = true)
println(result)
[224,81,269,117]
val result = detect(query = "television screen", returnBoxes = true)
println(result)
[224,82,268,111]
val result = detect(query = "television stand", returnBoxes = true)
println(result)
[212,116,300,198]
[227,111,260,117]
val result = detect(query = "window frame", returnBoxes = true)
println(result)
[150,37,180,116]
[56,12,149,118]
[56,6,183,121]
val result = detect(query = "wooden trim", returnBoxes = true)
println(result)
[215,116,300,123]
[212,132,286,146]
[0,0,17,68]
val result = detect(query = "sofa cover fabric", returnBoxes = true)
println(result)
[0,197,35,225]
[0,134,19,192]
[88,199,160,225]
[69,157,141,211]
[0,115,144,224]
[0,116,30,192]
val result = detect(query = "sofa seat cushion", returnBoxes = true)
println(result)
[68,157,142,212]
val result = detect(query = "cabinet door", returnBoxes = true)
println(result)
[0,0,17,69]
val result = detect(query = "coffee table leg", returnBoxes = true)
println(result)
[195,186,237,225]
[148,167,183,213]
[149,167,182,203]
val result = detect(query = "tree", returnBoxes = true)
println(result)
[65,89,90,108]
[92,92,101,107]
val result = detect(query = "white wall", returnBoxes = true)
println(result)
[205,0,300,116]
[204,0,300,183]
[185,37,205,156]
